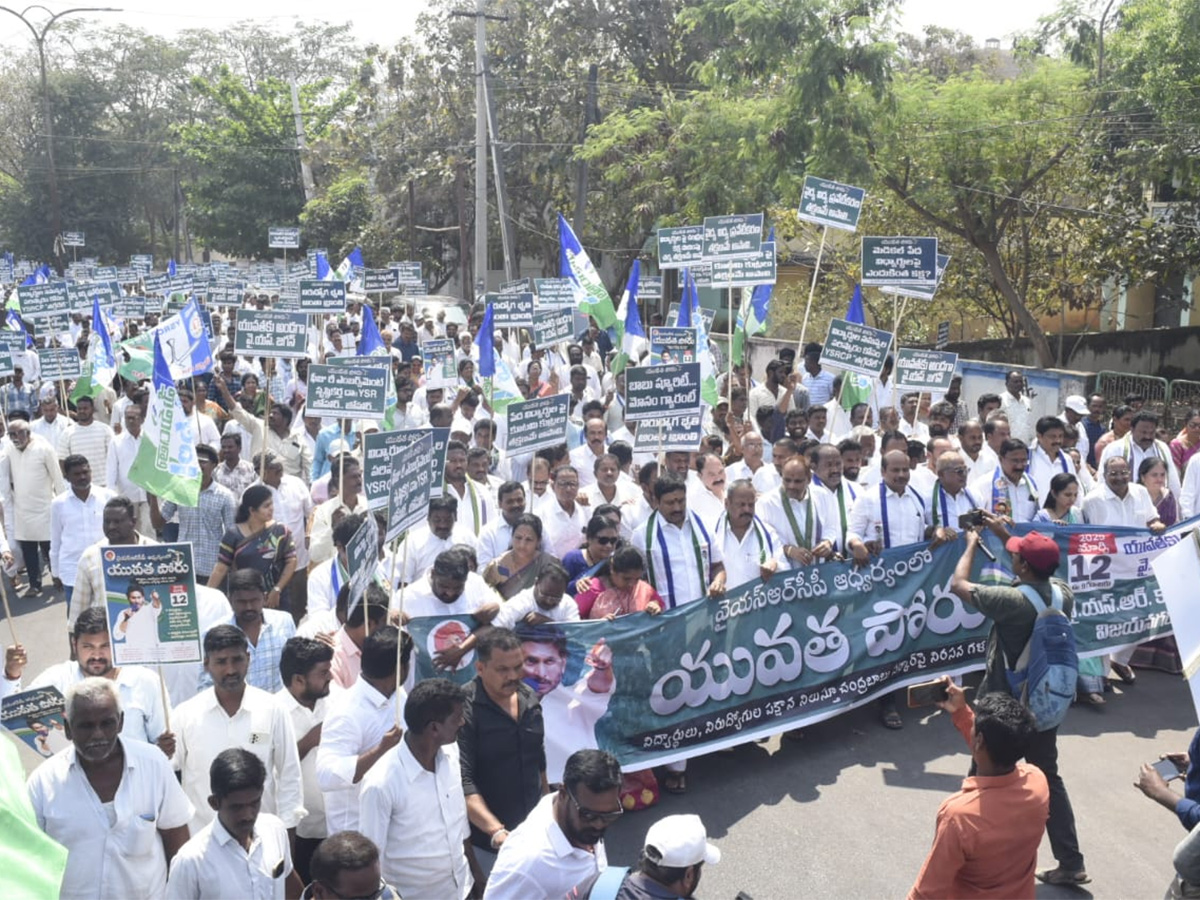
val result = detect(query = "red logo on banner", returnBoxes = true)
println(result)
[1069,532,1117,555]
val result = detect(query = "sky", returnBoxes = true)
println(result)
[0,0,1059,51]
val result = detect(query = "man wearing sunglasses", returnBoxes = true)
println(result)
[485,749,623,900]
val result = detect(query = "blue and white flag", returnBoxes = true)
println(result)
[153,296,213,380]
[475,301,496,378]
[6,310,32,348]
[335,247,365,290]
[733,227,776,365]
[558,213,616,330]
[613,260,646,375]
[127,333,201,506]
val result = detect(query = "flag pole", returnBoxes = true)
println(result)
[796,225,827,352]
[393,537,410,726]
[0,573,20,647]
[260,359,271,481]
[726,286,734,395]
[156,664,171,733]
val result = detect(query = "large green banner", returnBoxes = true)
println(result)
[407,521,1184,771]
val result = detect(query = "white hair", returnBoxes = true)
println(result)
[64,677,120,723]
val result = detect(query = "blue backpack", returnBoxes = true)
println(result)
[1005,583,1078,732]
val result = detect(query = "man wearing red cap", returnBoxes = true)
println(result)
[950,526,1089,887]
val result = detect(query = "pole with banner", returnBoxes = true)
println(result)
[795,176,866,351]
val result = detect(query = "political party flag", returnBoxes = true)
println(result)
[335,247,365,288]
[840,284,874,411]
[612,260,646,376]
[168,259,177,278]
[316,252,332,281]
[72,295,118,402]
[0,735,68,900]
[732,227,775,366]
[358,304,388,358]
[558,213,616,330]
[5,310,32,348]
[127,333,201,507]
[681,269,719,406]
[475,301,496,378]
[153,296,213,380]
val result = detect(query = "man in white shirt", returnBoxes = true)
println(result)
[1182,454,1200,520]
[58,395,114,487]
[581,454,640,538]
[50,455,115,614]
[396,549,500,627]
[957,419,987,480]
[629,473,726,611]
[171,625,304,836]
[537,465,589,560]
[719,480,785,589]
[725,431,768,483]
[274,637,335,884]
[106,405,152,534]
[443,441,495,537]
[969,438,1040,525]
[32,392,73,447]
[756,458,837,568]
[1028,415,1080,504]
[28,678,193,900]
[476,482,529,570]
[485,749,622,900]
[1081,456,1165,532]
[360,678,483,900]
[898,392,930,442]
[568,418,608,489]
[316,626,411,835]
[923,451,981,538]
[165,747,302,900]
[976,415,1010,474]
[999,370,1034,443]
[811,443,859,552]
[1098,409,1182,499]
[397,496,478,585]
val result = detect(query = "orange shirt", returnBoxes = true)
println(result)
[908,706,1050,900]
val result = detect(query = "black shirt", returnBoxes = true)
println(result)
[458,676,546,848]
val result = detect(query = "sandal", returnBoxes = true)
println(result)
[1036,866,1091,885]
[661,772,687,794]
[1111,663,1137,685]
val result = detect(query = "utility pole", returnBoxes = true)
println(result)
[456,163,470,299]
[0,5,122,270]
[573,64,598,237]
[408,178,416,260]
[290,78,316,203]
[483,71,517,282]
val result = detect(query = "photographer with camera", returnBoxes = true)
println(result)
[1134,726,1200,897]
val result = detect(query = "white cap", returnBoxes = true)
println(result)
[643,814,721,868]
[1065,395,1088,415]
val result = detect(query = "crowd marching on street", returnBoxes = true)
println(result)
[2,260,1200,900]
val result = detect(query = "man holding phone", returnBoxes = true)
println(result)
[950,527,1089,886]
[1134,726,1200,894]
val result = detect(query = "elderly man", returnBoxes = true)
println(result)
[27,678,192,900]
[757,457,837,566]
[537,465,589,560]
[721,479,786,589]
[1,416,64,597]
[969,438,1040,525]
[923,451,980,539]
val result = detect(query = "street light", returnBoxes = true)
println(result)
[0,5,122,267]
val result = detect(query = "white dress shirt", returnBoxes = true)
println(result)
[493,587,581,630]
[686,485,727,536]
[717,514,786,589]
[29,737,193,900]
[106,429,147,502]
[923,482,981,530]
[1000,391,1034,443]
[908,465,937,499]
[26,662,167,747]
[568,443,605,489]
[275,688,335,841]
[1081,482,1159,527]
[629,511,723,609]
[756,484,839,559]
[397,572,497,619]
[536,495,589,560]
[847,483,927,549]
[165,812,292,900]
[1099,436,1182,499]
[172,686,304,833]
[315,677,406,833]
[898,418,930,443]
[359,740,472,900]
[265,474,313,568]
[1027,444,1078,504]
[814,478,859,550]
[50,486,115,588]
[969,467,1040,524]
[1182,455,1200,520]
[445,480,496,537]
[476,518,516,569]
[485,793,606,900]
[397,524,479,584]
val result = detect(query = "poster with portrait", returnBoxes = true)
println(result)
[102,543,202,667]
[1,687,68,758]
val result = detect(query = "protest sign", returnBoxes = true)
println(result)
[881,253,951,301]
[0,345,14,378]
[500,277,533,294]
[0,331,25,354]
[307,362,390,420]
[130,253,153,272]
[346,514,380,615]
[656,225,705,269]
[37,347,82,381]
[204,282,245,307]
[268,226,301,249]
[506,394,570,455]
[102,543,201,667]
[820,318,893,378]
[534,277,576,307]
[665,302,717,332]
[298,279,347,314]
[861,236,939,287]
[391,261,423,285]
[936,321,950,349]
[797,176,866,232]
[1,687,68,758]
[893,348,959,392]
[702,214,764,260]
[631,412,704,453]
[649,327,697,365]
[532,308,575,348]
[363,268,400,293]
[68,280,121,313]
[488,291,535,328]
[61,231,85,247]
[624,363,701,421]
[112,296,147,320]
[710,242,777,289]
[386,431,435,542]
[143,273,170,296]
[640,275,663,300]
[17,281,70,318]
[234,310,309,358]
[364,427,450,510]
[421,338,457,389]
[409,519,1186,770]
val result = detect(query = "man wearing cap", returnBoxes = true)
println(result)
[1060,395,1091,472]
[601,814,720,900]
[950,527,1089,886]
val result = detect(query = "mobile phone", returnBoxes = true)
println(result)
[907,679,950,709]
[958,509,986,529]
[1153,758,1183,781]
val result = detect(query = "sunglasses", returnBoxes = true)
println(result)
[566,787,623,824]
[594,536,618,546]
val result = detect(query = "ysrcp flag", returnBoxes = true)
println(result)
[153,296,213,380]
[558,213,617,330]
[128,333,201,507]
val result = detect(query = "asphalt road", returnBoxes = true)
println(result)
[5,583,1195,899]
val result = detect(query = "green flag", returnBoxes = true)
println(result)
[0,736,68,899]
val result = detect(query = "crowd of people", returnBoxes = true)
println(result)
[0,291,1196,899]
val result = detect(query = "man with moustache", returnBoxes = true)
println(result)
[27,678,192,900]
[812,443,859,552]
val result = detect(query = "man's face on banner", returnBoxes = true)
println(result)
[522,640,567,698]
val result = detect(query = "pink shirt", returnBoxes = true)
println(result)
[330,626,362,689]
